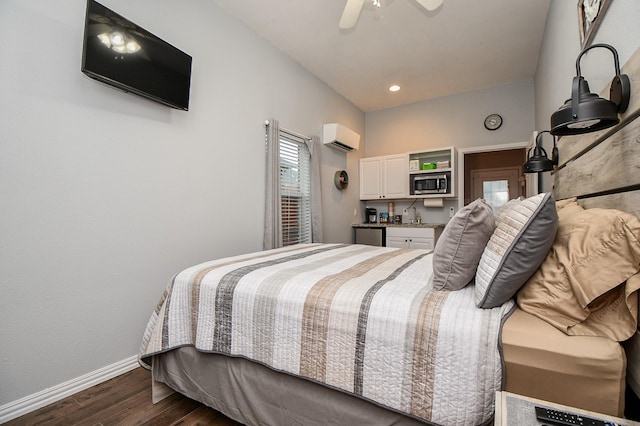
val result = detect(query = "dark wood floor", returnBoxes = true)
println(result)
[7,365,640,425]
[5,367,243,426]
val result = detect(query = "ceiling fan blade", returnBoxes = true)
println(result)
[414,0,444,11]
[339,0,365,29]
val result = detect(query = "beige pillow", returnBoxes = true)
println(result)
[555,197,580,210]
[432,199,495,291]
[518,207,640,341]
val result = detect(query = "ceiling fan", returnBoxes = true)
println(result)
[339,0,444,29]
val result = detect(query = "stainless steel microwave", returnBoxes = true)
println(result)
[410,172,449,195]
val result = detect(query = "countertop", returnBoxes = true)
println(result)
[352,222,445,229]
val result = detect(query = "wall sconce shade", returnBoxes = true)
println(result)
[524,131,558,173]
[550,44,631,136]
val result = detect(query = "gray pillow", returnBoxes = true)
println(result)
[475,192,558,308]
[432,199,495,291]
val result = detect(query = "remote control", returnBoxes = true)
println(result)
[534,406,621,426]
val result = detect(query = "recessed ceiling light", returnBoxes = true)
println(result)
[389,85,400,92]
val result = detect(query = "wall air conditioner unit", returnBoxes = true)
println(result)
[322,123,360,152]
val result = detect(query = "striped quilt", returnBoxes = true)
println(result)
[139,243,515,425]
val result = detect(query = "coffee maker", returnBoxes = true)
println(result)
[365,207,377,223]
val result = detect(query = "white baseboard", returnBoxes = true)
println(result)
[0,355,140,423]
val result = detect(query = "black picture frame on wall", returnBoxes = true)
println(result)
[577,0,611,49]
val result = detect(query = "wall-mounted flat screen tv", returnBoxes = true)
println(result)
[81,0,192,110]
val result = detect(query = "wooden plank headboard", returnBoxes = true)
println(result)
[553,46,640,400]
[552,46,640,218]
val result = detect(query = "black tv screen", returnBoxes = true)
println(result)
[81,0,192,110]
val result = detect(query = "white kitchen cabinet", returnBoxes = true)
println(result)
[360,157,383,199]
[385,227,442,250]
[359,154,408,200]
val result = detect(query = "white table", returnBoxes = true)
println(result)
[494,391,640,426]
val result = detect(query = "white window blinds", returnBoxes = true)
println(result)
[279,131,312,246]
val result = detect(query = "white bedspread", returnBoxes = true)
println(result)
[139,243,515,425]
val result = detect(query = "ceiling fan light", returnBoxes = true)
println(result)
[340,0,443,29]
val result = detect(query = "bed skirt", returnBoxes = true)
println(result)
[151,307,630,425]
[152,346,435,426]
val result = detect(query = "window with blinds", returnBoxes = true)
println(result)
[279,132,312,246]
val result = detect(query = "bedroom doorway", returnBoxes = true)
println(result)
[458,143,531,209]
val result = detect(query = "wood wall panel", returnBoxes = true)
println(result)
[553,115,640,200]
[578,190,640,218]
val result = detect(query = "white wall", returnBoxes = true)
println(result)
[365,80,535,156]
[0,0,363,406]
[535,1,640,192]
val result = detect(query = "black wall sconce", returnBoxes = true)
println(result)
[524,131,558,173]
[550,43,631,136]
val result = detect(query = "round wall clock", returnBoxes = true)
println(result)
[484,114,503,130]
[334,170,349,190]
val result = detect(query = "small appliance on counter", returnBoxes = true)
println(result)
[365,207,377,223]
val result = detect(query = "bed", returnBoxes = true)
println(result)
[139,48,640,425]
